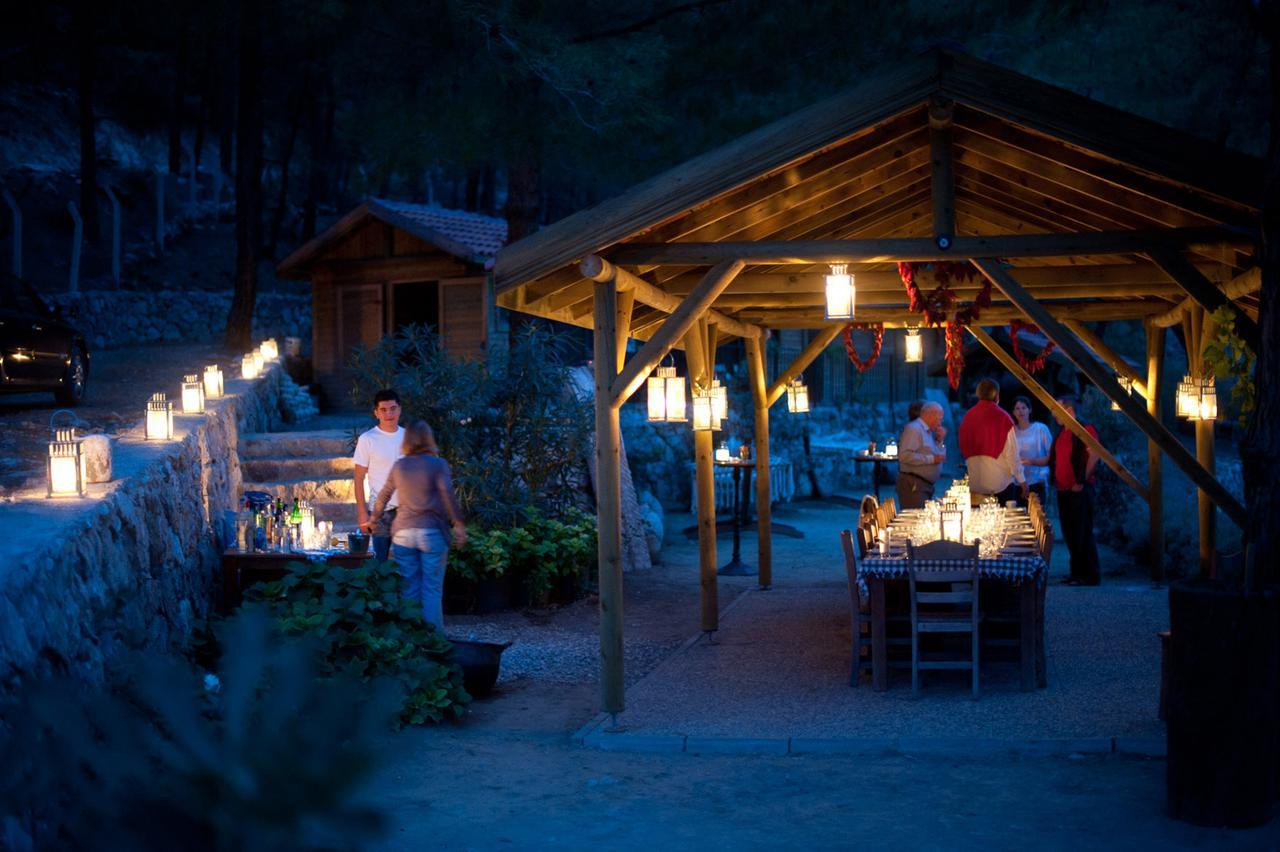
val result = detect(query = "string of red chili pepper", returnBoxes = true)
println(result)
[841,322,884,372]
[1009,319,1055,373]
[898,261,993,389]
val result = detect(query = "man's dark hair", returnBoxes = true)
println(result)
[373,389,401,406]
[907,399,924,421]
[975,378,1000,401]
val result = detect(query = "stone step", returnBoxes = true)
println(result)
[242,476,354,502]
[310,500,359,525]
[240,455,353,482]
[239,429,354,459]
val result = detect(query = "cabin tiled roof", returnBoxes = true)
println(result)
[370,199,508,260]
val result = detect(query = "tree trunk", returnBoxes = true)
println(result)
[302,75,332,241]
[226,0,262,349]
[168,17,189,175]
[1242,4,1280,591]
[480,163,496,215]
[267,82,306,259]
[74,0,98,242]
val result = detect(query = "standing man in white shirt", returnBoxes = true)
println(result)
[958,378,1028,504]
[896,401,948,509]
[354,388,405,563]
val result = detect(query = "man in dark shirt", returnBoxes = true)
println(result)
[1052,394,1101,586]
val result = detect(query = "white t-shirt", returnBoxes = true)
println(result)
[1015,421,1053,488]
[353,425,404,510]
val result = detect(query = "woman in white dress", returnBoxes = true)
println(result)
[1012,396,1052,507]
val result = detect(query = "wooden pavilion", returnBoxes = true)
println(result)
[491,49,1262,716]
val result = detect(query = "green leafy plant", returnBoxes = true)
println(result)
[446,507,597,599]
[0,611,398,851]
[348,323,592,527]
[1203,304,1256,428]
[245,560,470,725]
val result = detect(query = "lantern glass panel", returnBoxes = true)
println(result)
[203,365,224,399]
[691,391,715,431]
[786,379,810,414]
[940,503,964,542]
[47,428,85,497]
[710,379,727,424]
[824,263,855,320]
[181,375,205,413]
[260,338,279,360]
[145,393,174,440]
[242,354,259,380]
[903,329,923,363]
[1195,378,1217,422]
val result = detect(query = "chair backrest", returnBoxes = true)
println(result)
[883,498,897,522]
[840,529,863,610]
[906,540,980,613]
[907,539,980,563]
[859,494,879,527]
[875,506,890,529]
[1038,523,1054,564]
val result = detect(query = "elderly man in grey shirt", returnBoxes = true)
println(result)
[896,401,948,509]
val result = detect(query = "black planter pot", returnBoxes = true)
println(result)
[1167,578,1279,827]
[446,640,511,697]
[474,575,513,614]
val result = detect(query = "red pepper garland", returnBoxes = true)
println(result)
[897,261,994,389]
[842,322,884,372]
[1009,319,1055,374]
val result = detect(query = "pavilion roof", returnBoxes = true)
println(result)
[493,48,1260,337]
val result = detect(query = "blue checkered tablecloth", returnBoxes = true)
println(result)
[858,553,1047,598]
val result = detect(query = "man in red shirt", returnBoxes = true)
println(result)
[1052,393,1101,586]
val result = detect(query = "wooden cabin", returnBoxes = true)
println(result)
[276,198,507,407]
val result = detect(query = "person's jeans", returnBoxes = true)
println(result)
[391,527,449,629]
[372,507,397,563]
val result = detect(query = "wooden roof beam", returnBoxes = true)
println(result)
[929,96,955,249]
[733,299,1172,325]
[1151,266,1261,328]
[608,227,1252,266]
[1149,250,1260,352]
[766,326,844,406]
[971,258,1246,528]
[581,256,762,341]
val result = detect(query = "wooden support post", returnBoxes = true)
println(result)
[746,334,772,588]
[1145,319,1165,582]
[928,97,955,250]
[1063,319,1149,399]
[615,289,634,373]
[972,259,1246,528]
[766,325,843,405]
[1150,248,1260,353]
[608,260,745,405]
[592,278,625,715]
[1194,308,1216,577]
[684,324,719,633]
[967,325,1148,499]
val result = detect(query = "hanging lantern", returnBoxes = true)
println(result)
[940,500,965,542]
[1110,374,1134,411]
[709,378,728,424]
[691,386,716,432]
[646,365,687,423]
[1191,377,1218,422]
[203,364,224,400]
[242,353,260,380]
[260,338,279,360]
[181,374,205,414]
[1176,373,1198,419]
[47,427,86,498]
[145,393,174,441]
[903,326,923,363]
[785,377,810,413]
[824,263,856,321]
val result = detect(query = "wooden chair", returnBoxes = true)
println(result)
[906,539,981,698]
[840,528,909,687]
[859,494,879,528]
[882,498,897,523]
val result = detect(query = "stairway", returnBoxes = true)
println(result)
[238,429,360,529]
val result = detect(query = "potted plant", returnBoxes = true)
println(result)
[447,527,515,614]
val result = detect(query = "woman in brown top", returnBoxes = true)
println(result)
[365,420,466,628]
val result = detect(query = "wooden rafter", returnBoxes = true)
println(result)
[765,326,845,406]
[1062,319,1150,399]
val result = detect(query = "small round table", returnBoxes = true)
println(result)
[853,451,898,502]
[715,458,755,576]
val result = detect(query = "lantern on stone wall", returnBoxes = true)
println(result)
[903,326,923,363]
[1110,374,1134,411]
[242,353,260,380]
[691,385,717,432]
[181,374,205,414]
[785,378,810,413]
[824,263,856,321]
[252,349,265,374]
[47,427,86,497]
[260,338,279,360]
[940,500,965,542]
[203,364,224,400]
[646,365,687,423]
[145,393,174,440]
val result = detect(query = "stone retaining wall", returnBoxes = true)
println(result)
[47,290,311,351]
[0,364,289,694]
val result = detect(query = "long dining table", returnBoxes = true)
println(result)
[860,506,1049,692]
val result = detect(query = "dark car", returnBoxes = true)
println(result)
[0,277,90,405]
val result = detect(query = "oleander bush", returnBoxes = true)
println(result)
[0,611,397,851]
[245,559,470,725]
